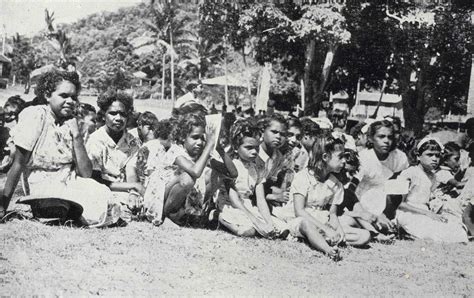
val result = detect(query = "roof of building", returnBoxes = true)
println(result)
[201,74,248,87]
[0,54,11,64]
[331,91,402,104]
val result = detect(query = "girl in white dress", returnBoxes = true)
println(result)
[396,137,468,243]
[351,120,409,230]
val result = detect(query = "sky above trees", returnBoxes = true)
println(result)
[0,0,143,36]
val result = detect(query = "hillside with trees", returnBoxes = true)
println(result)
[4,1,473,134]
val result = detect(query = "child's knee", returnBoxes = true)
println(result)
[218,215,256,237]
[339,215,357,227]
[358,229,371,245]
[235,227,257,237]
[178,172,195,189]
[298,218,315,235]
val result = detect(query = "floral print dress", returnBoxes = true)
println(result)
[86,126,141,183]
[142,144,210,225]
[10,105,121,227]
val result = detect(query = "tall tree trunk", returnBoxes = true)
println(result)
[24,74,30,94]
[242,48,251,97]
[170,28,175,103]
[197,5,201,81]
[223,36,229,106]
[371,79,387,118]
[318,44,337,96]
[314,44,338,114]
[400,68,424,136]
[303,39,316,116]
[161,54,166,101]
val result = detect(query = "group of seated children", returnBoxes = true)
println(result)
[0,70,472,261]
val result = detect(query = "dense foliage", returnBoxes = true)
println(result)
[4,1,473,134]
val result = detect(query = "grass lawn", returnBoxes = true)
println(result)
[0,218,472,296]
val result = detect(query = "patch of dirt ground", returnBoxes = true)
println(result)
[0,88,472,296]
[0,219,472,296]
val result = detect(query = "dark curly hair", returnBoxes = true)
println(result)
[229,118,261,156]
[35,71,81,104]
[300,117,320,137]
[366,120,394,150]
[5,95,25,110]
[97,89,134,116]
[76,102,96,118]
[344,148,360,175]
[308,134,345,181]
[173,114,206,145]
[257,113,288,132]
[171,102,208,119]
[154,118,176,140]
[137,111,158,127]
[287,118,302,130]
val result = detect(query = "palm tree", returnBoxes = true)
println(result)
[44,9,71,64]
[147,0,197,102]
[10,34,36,93]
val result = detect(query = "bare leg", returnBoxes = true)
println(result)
[299,219,339,259]
[339,215,371,246]
[163,173,195,217]
[218,213,258,237]
[341,214,391,243]
[343,226,371,247]
[462,203,474,236]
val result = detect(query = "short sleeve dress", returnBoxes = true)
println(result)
[355,148,409,215]
[218,157,288,235]
[271,168,344,238]
[396,166,467,243]
[10,105,121,227]
[141,144,212,224]
[86,126,141,183]
[275,168,344,223]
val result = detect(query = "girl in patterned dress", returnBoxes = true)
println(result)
[86,90,142,220]
[130,118,179,223]
[146,114,237,227]
[1,71,121,227]
[86,90,141,186]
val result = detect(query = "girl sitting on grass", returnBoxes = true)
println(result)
[86,90,144,223]
[218,118,288,239]
[132,118,186,224]
[153,113,237,227]
[86,90,141,189]
[1,71,121,227]
[395,137,468,243]
[351,120,409,231]
[274,134,371,261]
[337,149,395,243]
[257,114,289,207]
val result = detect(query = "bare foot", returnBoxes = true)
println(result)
[374,233,395,244]
[325,248,342,262]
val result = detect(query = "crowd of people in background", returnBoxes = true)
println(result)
[0,70,473,261]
